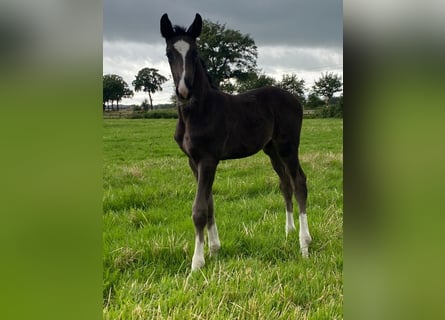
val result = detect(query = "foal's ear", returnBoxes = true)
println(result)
[160,13,174,39]
[187,13,202,39]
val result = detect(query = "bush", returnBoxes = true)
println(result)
[303,109,319,119]
[317,96,343,118]
[130,108,178,119]
[141,99,150,112]
[306,93,325,109]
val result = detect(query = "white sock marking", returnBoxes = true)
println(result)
[191,235,205,271]
[299,213,312,258]
[208,223,221,255]
[173,40,190,98]
[286,210,296,236]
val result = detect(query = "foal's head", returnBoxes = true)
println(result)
[160,13,202,101]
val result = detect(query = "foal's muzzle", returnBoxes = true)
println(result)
[176,79,192,101]
[176,87,190,101]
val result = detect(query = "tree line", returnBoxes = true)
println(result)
[103,19,342,111]
[103,68,167,111]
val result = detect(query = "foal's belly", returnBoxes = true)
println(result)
[220,126,272,160]
[176,117,273,161]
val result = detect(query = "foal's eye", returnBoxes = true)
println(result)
[166,51,173,60]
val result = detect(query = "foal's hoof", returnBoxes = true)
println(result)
[286,224,296,237]
[300,234,312,258]
[301,247,310,258]
[191,256,205,271]
[209,243,221,257]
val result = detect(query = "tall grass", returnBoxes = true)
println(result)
[103,118,343,319]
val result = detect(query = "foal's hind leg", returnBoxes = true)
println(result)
[207,192,221,256]
[295,163,312,257]
[264,144,295,236]
[282,154,312,258]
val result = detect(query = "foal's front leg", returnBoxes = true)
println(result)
[191,158,218,271]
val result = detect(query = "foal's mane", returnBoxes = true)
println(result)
[172,25,188,36]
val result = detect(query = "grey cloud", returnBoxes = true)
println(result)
[104,1,343,105]
[104,0,342,48]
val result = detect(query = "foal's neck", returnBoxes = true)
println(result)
[193,59,212,100]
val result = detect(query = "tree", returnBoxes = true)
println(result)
[132,68,168,110]
[103,74,133,111]
[169,93,178,106]
[236,72,276,93]
[198,19,258,90]
[312,72,343,106]
[319,94,343,118]
[141,99,150,112]
[103,76,112,110]
[277,74,306,104]
[306,92,324,109]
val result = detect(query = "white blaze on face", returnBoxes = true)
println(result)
[173,40,190,98]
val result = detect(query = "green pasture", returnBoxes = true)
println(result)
[103,118,343,319]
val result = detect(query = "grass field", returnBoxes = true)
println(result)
[103,118,343,319]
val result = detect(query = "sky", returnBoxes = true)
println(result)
[103,0,343,105]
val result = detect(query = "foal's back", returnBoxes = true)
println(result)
[216,86,303,159]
